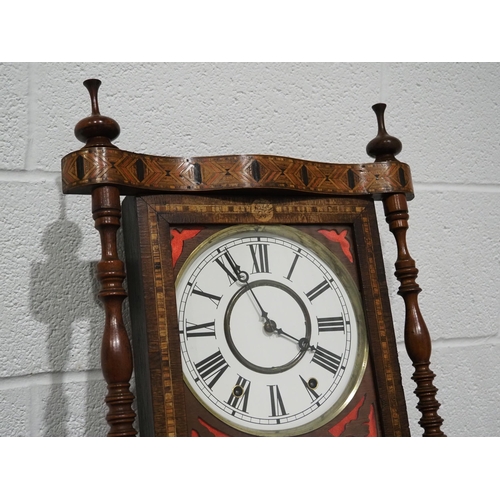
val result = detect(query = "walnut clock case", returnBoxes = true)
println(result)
[61,79,445,437]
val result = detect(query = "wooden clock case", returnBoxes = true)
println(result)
[61,80,445,437]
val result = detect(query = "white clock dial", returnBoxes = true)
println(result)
[176,225,367,436]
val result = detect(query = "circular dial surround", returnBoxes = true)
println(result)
[176,225,368,436]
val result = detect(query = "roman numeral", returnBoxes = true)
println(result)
[317,316,345,333]
[306,279,330,302]
[249,243,270,273]
[269,384,287,418]
[311,346,342,375]
[215,250,240,284]
[191,285,222,306]
[299,375,321,405]
[284,253,300,281]
[227,376,251,413]
[185,320,216,338]
[195,350,229,389]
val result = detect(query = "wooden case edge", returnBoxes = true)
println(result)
[123,193,410,437]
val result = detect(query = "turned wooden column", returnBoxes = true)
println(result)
[368,103,445,437]
[92,186,136,436]
[383,193,444,436]
[76,80,137,436]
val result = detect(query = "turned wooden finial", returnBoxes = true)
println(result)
[74,79,120,148]
[366,103,403,161]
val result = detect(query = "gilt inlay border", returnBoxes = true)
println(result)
[360,211,404,436]
[147,206,178,436]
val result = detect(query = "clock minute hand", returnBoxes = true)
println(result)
[228,259,277,331]
[246,286,279,332]
[222,251,249,284]
[228,258,275,328]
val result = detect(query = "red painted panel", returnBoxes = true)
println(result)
[318,229,353,263]
[170,228,203,267]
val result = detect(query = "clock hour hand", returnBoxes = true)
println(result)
[275,328,314,352]
[242,282,312,349]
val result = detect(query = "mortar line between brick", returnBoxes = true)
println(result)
[0,169,60,183]
[398,335,500,349]
[414,182,500,193]
[0,369,104,390]
[25,63,36,171]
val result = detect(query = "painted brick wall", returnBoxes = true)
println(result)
[1,62,498,436]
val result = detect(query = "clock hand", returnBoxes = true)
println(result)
[225,256,277,329]
[231,267,278,331]
[245,286,278,332]
[236,276,313,351]
[241,281,312,348]
[225,258,277,332]
[225,252,249,284]
[275,328,314,352]
[217,250,249,284]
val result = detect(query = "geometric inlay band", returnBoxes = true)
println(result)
[61,147,414,200]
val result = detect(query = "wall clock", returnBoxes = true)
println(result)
[61,79,445,437]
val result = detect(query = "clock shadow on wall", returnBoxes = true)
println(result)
[29,188,103,436]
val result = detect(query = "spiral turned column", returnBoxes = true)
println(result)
[76,80,137,436]
[367,104,445,437]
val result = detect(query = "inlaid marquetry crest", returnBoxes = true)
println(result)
[62,148,413,199]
